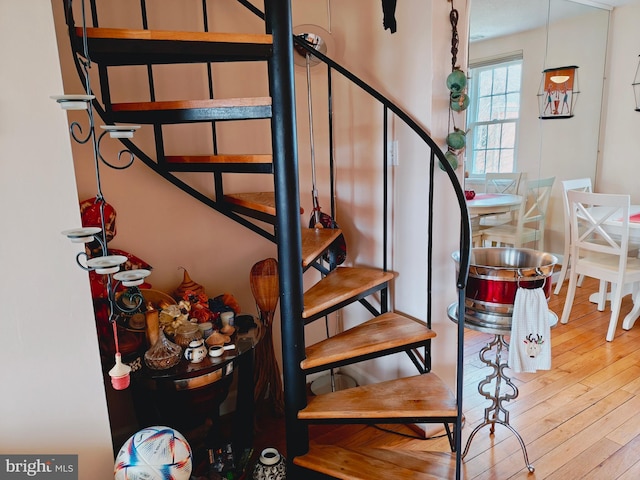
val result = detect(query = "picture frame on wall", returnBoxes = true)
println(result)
[538,66,579,119]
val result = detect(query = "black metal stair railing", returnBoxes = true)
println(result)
[289,26,471,477]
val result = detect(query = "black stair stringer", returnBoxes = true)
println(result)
[109,129,276,243]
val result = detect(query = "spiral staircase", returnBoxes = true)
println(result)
[60,0,471,478]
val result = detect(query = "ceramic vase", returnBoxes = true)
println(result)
[252,448,286,480]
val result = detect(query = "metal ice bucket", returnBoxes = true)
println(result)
[452,247,557,330]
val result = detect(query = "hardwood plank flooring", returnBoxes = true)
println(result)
[250,276,640,478]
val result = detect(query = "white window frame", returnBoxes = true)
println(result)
[466,53,523,177]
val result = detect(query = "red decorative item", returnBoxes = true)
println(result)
[214,293,241,314]
[80,197,117,242]
[190,304,214,323]
[465,190,476,200]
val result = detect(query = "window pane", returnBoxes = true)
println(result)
[505,93,520,119]
[493,67,507,94]
[485,150,500,173]
[474,151,486,175]
[478,97,492,122]
[502,123,516,148]
[479,70,493,96]
[475,125,488,149]
[487,124,501,148]
[507,65,521,92]
[491,95,506,120]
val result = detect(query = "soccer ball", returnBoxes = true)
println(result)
[114,426,192,480]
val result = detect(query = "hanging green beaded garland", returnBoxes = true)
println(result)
[441,0,469,172]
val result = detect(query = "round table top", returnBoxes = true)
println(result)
[467,193,523,216]
[136,318,261,391]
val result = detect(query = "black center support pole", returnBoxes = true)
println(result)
[264,0,309,470]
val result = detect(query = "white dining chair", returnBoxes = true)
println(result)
[484,172,524,194]
[560,190,640,341]
[554,178,596,296]
[480,172,526,227]
[482,176,555,249]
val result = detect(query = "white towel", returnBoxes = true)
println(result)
[508,287,551,373]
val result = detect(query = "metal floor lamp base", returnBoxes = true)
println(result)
[310,372,357,395]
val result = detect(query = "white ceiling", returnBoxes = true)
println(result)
[469,0,638,42]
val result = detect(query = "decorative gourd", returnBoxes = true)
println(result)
[173,267,205,300]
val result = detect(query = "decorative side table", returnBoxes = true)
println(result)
[131,322,260,454]
[448,303,558,474]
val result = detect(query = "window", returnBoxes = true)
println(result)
[466,56,522,176]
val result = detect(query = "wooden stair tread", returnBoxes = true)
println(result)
[303,267,395,320]
[109,97,272,124]
[299,374,457,421]
[301,228,343,268]
[74,27,272,64]
[223,192,303,216]
[112,97,271,111]
[78,27,272,44]
[301,312,436,372]
[294,444,456,480]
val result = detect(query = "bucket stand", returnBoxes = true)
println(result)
[461,333,534,473]
[447,304,555,474]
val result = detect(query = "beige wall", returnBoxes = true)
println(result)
[0,1,114,477]
[598,2,640,200]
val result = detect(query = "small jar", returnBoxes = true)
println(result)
[252,448,286,480]
[220,311,235,327]
[198,322,214,339]
[173,322,202,349]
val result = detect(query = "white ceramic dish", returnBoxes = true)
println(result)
[113,269,151,287]
[86,254,128,274]
[61,227,101,243]
[100,125,141,138]
[50,94,95,110]
[208,344,236,358]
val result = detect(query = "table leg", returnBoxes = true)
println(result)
[462,335,535,473]
[622,283,640,331]
[588,283,633,308]
[233,338,255,451]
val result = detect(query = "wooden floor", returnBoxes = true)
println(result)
[252,276,640,479]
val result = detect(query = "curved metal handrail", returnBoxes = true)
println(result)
[291,36,471,289]
[236,0,471,287]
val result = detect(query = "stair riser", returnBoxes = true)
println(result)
[77,38,272,65]
[166,163,273,174]
[110,106,272,124]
